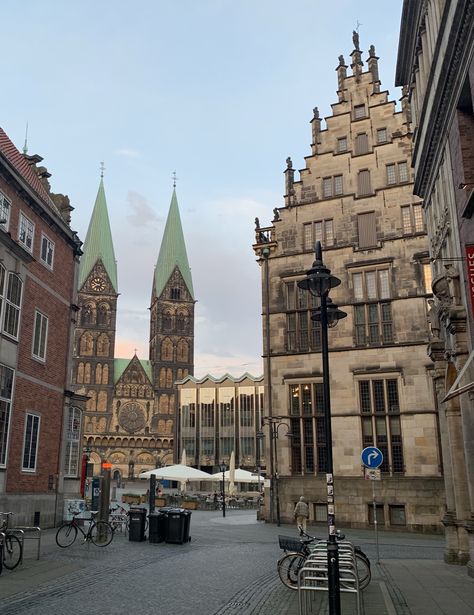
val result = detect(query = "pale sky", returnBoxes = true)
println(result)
[2,0,403,377]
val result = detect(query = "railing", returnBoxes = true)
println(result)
[13,527,41,563]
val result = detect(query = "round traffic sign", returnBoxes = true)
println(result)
[361,446,383,469]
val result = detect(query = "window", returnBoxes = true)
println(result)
[314,503,327,522]
[64,406,81,477]
[357,212,377,248]
[376,128,388,144]
[18,213,35,252]
[355,133,369,155]
[0,364,14,466]
[220,437,233,457]
[239,394,254,427]
[386,161,409,186]
[401,204,424,234]
[352,269,392,345]
[201,402,215,428]
[357,170,372,196]
[181,403,196,428]
[3,273,23,339]
[22,413,40,471]
[422,263,433,294]
[389,504,406,526]
[322,176,343,198]
[354,104,366,119]
[303,220,334,250]
[337,137,348,153]
[240,436,254,456]
[171,288,181,300]
[368,503,385,526]
[289,383,327,474]
[40,234,54,269]
[0,191,11,230]
[220,401,234,427]
[285,281,321,352]
[359,378,404,474]
[201,437,214,456]
[32,311,48,361]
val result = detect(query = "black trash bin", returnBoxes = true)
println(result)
[148,511,167,543]
[129,507,147,542]
[165,508,191,544]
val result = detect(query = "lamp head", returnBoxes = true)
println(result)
[297,241,341,297]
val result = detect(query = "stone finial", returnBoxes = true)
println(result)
[367,45,380,93]
[284,157,295,206]
[273,208,280,222]
[313,107,320,120]
[336,56,348,101]
[286,156,293,169]
[311,108,321,154]
[338,54,345,67]
[369,44,376,58]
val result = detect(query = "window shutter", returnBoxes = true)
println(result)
[358,170,372,196]
[358,212,377,248]
[355,133,369,155]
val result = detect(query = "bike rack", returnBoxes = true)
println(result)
[12,527,41,563]
[297,540,361,615]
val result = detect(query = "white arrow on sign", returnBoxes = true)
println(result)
[367,451,380,464]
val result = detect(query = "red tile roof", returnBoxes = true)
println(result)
[0,127,59,214]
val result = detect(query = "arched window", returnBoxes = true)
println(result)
[176,311,187,332]
[177,339,188,363]
[77,362,84,384]
[159,368,166,388]
[166,368,173,388]
[163,311,172,330]
[82,303,95,326]
[165,419,173,434]
[86,390,97,411]
[159,394,169,413]
[97,303,109,326]
[102,364,109,384]
[97,333,110,356]
[95,364,102,384]
[158,419,166,432]
[161,338,173,361]
[80,332,94,356]
[84,363,91,384]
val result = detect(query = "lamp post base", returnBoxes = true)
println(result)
[327,536,341,614]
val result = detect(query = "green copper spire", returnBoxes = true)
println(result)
[78,177,118,291]
[154,188,194,299]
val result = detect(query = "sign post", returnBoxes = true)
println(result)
[361,447,383,564]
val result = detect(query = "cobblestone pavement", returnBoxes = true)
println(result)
[0,510,473,615]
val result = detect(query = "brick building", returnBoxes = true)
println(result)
[0,128,83,527]
[253,34,444,531]
[396,0,474,571]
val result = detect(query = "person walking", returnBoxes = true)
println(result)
[294,496,309,532]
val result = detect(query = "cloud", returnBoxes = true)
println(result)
[115,148,140,159]
[125,190,161,228]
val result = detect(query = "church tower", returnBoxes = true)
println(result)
[73,175,118,436]
[149,188,195,443]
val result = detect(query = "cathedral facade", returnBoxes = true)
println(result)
[73,180,194,481]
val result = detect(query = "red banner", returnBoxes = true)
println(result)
[465,245,474,319]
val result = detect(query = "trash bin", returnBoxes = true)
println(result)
[165,508,191,544]
[129,507,147,542]
[148,511,167,543]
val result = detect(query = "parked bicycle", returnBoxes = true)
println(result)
[277,528,371,590]
[0,512,22,570]
[56,511,114,548]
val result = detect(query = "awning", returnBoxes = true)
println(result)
[442,350,474,402]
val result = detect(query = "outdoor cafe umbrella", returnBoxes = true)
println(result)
[139,464,215,482]
[210,468,265,484]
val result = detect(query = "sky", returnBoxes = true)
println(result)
[2,0,403,378]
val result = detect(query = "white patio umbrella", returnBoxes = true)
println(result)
[139,464,214,482]
[210,468,265,484]
[229,451,236,494]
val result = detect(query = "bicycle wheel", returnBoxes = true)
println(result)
[56,523,78,548]
[90,521,114,547]
[3,534,22,569]
[355,552,371,589]
[277,552,305,590]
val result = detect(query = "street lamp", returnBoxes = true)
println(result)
[219,461,227,518]
[263,417,293,527]
[298,241,346,615]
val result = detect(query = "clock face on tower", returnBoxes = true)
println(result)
[91,276,106,292]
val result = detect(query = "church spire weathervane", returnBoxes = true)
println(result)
[22,122,29,155]
[100,161,105,179]
[172,171,178,188]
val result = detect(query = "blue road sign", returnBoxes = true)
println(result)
[361,447,383,469]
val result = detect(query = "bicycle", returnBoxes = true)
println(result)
[56,511,114,548]
[0,512,23,570]
[277,528,371,591]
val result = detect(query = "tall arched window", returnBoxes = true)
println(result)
[86,391,97,411]
[102,364,109,384]
[97,303,109,326]
[84,363,91,384]
[79,332,93,355]
[77,362,84,384]
[82,303,95,325]
[161,338,173,361]
[97,333,110,356]
[159,368,166,388]
[95,364,102,384]
[177,339,188,363]
[163,311,172,330]
[97,390,108,412]
[166,368,173,388]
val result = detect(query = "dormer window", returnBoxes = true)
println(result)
[171,288,181,300]
[354,104,366,120]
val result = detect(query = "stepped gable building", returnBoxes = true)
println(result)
[176,373,265,474]
[0,127,84,527]
[396,0,474,571]
[73,181,195,481]
[253,35,444,531]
